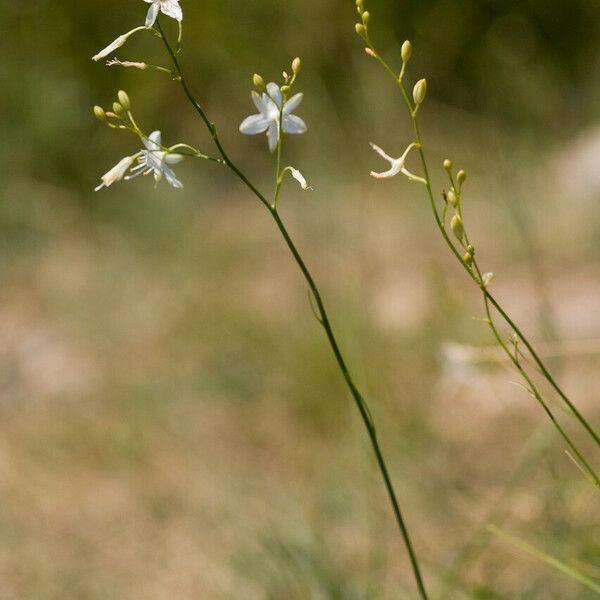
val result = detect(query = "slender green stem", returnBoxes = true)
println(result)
[365,37,600,462]
[157,19,429,599]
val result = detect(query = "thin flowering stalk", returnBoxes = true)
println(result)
[154,18,429,600]
[355,5,599,485]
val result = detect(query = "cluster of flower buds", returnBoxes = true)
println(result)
[93,90,134,130]
[354,0,370,40]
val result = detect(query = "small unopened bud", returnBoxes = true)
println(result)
[467,245,475,255]
[482,272,495,288]
[362,11,370,25]
[401,40,412,63]
[365,47,376,58]
[281,85,290,94]
[355,0,364,12]
[447,189,459,208]
[443,159,452,171]
[463,252,473,267]
[117,90,131,111]
[112,102,125,117]
[457,170,467,185]
[292,57,301,75]
[93,105,106,121]
[253,73,265,90]
[413,78,427,106]
[451,214,465,241]
[355,23,366,37]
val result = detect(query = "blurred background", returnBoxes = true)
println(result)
[1,0,600,597]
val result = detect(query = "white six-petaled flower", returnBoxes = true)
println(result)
[95,131,184,191]
[144,0,183,28]
[369,142,426,184]
[239,82,307,152]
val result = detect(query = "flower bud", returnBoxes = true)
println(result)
[463,252,473,267]
[362,11,370,25]
[413,78,427,106]
[467,245,475,255]
[365,47,376,58]
[447,188,459,207]
[457,170,467,185]
[443,159,452,171]
[355,0,364,12]
[292,57,301,75]
[117,90,131,111]
[281,85,290,94]
[401,40,412,63]
[112,102,125,117]
[253,73,265,90]
[93,105,106,121]
[451,214,465,241]
[355,23,366,37]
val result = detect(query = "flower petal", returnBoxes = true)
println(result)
[239,114,270,135]
[266,82,282,108]
[161,0,183,22]
[283,93,303,115]
[282,115,307,135]
[165,153,184,164]
[267,122,279,152]
[163,165,184,188]
[145,2,160,27]
[251,91,266,113]
[142,130,162,151]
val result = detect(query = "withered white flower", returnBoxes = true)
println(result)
[287,167,312,190]
[144,0,183,28]
[95,131,184,191]
[240,82,307,152]
[95,155,139,191]
[369,142,426,184]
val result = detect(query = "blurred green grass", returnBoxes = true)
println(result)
[1,0,600,597]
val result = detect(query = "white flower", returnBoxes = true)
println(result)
[239,82,307,152]
[93,34,128,62]
[287,167,312,190]
[95,155,138,191]
[127,131,184,188]
[95,131,184,191]
[144,0,183,27]
[369,142,426,184]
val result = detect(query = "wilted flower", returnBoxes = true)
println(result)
[95,155,138,191]
[240,82,307,152]
[369,142,426,184]
[144,0,183,28]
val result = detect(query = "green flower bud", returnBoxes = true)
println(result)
[467,245,475,255]
[413,78,427,106]
[457,170,467,185]
[355,23,366,37]
[112,102,125,117]
[362,11,370,25]
[451,214,465,241]
[401,40,412,63]
[443,159,452,171]
[447,188,459,208]
[281,85,290,93]
[356,0,364,12]
[292,57,301,75]
[117,90,131,112]
[253,73,265,90]
[463,252,473,267]
[93,105,106,121]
